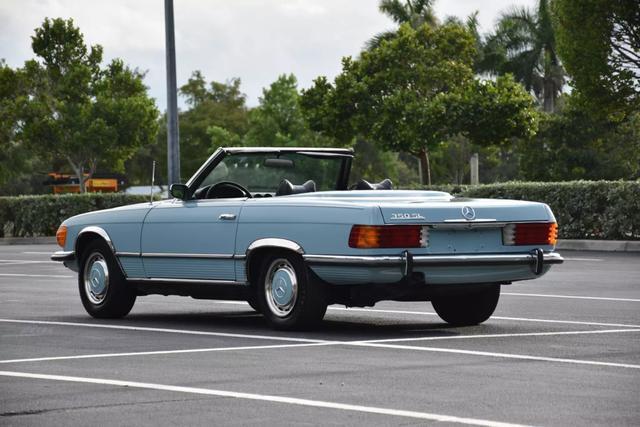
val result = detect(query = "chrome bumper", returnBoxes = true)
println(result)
[304,250,564,276]
[51,251,75,262]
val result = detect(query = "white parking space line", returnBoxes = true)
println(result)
[0,259,57,264]
[0,319,329,344]
[502,292,640,302]
[327,306,640,328]
[350,343,640,370]
[0,273,73,278]
[22,252,55,255]
[0,370,531,427]
[0,342,334,364]
[563,257,603,262]
[359,328,640,344]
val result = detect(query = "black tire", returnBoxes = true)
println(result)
[78,239,136,318]
[431,285,500,326]
[255,251,327,330]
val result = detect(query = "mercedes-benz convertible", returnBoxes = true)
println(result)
[52,147,563,329]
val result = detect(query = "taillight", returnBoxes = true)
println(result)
[502,222,558,246]
[349,225,428,248]
[56,225,67,248]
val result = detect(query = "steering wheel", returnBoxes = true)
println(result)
[205,181,252,199]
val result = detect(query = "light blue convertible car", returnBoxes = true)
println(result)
[52,147,563,329]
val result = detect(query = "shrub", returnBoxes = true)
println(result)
[0,194,155,237]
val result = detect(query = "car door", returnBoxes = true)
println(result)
[140,198,243,282]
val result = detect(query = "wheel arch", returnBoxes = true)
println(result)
[74,226,127,278]
[245,238,304,285]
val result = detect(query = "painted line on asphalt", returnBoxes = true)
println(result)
[360,328,640,344]
[0,370,531,427]
[349,342,640,370]
[0,319,329,344]
[22,252,55,255]
[563,257,603,262]
[0,342,334,364]
[0,259,57,264]
[3,329,638,365]
[502,292,640,302]
[326,306,640,328]
[0,273,73,278]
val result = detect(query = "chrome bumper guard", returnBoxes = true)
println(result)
[304,250,564,277]
[51,251,75,262]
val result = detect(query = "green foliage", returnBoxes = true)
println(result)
[552,0,640,116]
[518,97,640,181]
[17,18,159,192]
[480,0,565,112]
[302,23,538,184]
[243,74,333,148]
[0,194,154,238]
[177,72,249,178]
[415,181,640,240]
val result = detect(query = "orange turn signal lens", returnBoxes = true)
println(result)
[349,225,427,249]
[502,222,558,246]
[56,225,67,248]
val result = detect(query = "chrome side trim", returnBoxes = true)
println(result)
[304,252,564,267]
[141,253,234,259]
[126,277,246,285]
[51,251,75,262]
[116,252,140,257]
[246,238,304,256]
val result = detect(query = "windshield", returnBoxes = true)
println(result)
[196,152,346,195]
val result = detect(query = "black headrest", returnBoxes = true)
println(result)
[354,178,393,190]
[276,179,317,196]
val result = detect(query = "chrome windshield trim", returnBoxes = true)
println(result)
[141,253,234,259]
[304,252,564,267]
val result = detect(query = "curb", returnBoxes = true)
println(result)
[555,239,640,252]
[0,236,638,252]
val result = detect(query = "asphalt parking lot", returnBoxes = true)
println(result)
[0,244,638,426]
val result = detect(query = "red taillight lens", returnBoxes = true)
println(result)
[349,225,427,248]
[503,222,558,246]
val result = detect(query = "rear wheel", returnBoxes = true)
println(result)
[255,251,327,330]
[431,285,500,326]
[79,240,136,318]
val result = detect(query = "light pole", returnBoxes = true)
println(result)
[164,0,180,185]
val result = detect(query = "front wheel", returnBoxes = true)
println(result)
[79,240,136,318]
[255,252,327,330]
[431,285,500,326]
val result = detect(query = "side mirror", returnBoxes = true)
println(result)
[169,183,189,200]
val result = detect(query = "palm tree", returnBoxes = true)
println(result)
[365,0,438,50]
[480,0,565,112]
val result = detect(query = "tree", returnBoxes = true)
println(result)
[366,0,437,50]
[302,23,538,185]
[17,18,159,192]
[552,0,640,115]
[177,72,249,178]
[480,0,565,112]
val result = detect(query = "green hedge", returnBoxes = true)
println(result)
[0,194,155,238]
[424,180,640,240]
[1,181,639,240]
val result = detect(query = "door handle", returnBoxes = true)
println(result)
[219,214,236,220]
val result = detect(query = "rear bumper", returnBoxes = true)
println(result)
[304,250,563,278]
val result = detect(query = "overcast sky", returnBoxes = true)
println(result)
[1,0,536,110]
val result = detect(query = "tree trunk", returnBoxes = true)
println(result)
[67,157,86,193]
[418,148,431,186]
[543,78,555,113]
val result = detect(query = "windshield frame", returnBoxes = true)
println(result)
[184,147,353,198]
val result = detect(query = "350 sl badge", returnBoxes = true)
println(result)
[390,213,426,220]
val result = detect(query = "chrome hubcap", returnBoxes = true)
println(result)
[83,253,109,305]
[264,258,298,317]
